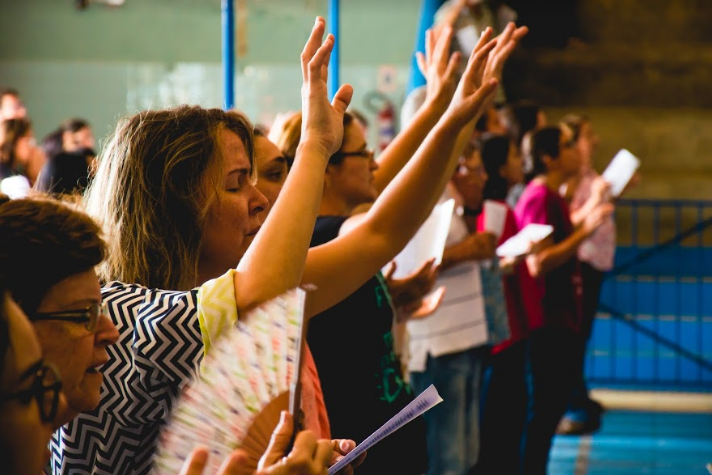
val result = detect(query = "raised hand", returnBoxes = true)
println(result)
[442,27,499,127]
[482,22,529,85]
[300,16,354,159]
[416,26,461,112]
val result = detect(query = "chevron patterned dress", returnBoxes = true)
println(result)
[50,271,238,475]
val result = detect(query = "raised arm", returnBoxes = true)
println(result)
[372,26,460,193]
[235,17,353,311]
[303,28,507,317]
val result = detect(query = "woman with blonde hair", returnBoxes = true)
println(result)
[53,18,357,474]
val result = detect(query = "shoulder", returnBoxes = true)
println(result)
[102,281,199,322]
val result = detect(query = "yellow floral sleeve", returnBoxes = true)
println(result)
[196,269,238,357]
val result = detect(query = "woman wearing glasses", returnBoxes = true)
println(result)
[272,23,527,475]
[0,197,119,429]
[0,285,67,475]
[0,282,354,475]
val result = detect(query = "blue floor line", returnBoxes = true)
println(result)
[549,410,712,475]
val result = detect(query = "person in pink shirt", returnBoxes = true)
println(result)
[514,125,612,474]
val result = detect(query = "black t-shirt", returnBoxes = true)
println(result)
[308,216,428,475]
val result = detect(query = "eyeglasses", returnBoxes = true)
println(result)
[334,148,375,160]
[31,302,107,332]
[0,361,62,423]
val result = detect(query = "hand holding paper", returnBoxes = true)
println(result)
[496,224,553,258]
[327,385,443,475]
[387,199,454,279]
[602,149,640,197]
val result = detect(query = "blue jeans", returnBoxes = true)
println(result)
[410,347,488,475]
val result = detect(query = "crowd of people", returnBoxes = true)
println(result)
[1,3,632,475]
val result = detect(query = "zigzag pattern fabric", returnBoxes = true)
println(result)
[50,281,205,475]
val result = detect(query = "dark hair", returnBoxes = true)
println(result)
[61,118,90,134]
[480,133,512,201]
[526,126,562,183]
[349,108,370,129]
[560,113,590,144]
[0,118,32,178]
[501,100,541,148]
[0,198,107,315]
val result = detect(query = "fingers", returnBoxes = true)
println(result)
[331,84,354,116]
[285,430,330,473]
[443,51,462,84]
[432,26,454,70]
[336,439,356,456]
[462,36,497,88]
[512,25,529,42]
[425,28,435,68]
[216,450,252,475]
[314,439,335,469]
[473,26,494,57]
[412,258,436,279]
[259,411,294,469]
[383,262,397,281]
[180,446,210,475]
[416,51,427,76]
[308,33,334,84]
[301,17,326,81]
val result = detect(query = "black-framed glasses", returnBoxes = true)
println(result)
[0,361,62,423]
[31,302,107,332]
[334,148,375,160]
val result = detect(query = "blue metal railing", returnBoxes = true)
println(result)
[587,199,712,390]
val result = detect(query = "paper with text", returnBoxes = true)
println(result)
[327,385,443,474]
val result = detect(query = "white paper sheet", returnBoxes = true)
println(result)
[483,200,508,240]
[496,223,553,258]
[602,149,640,197]
[327,385,443,475]
[387,199,455,279]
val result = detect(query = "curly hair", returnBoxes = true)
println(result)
[0,197,106,315]
[85,105,255,290]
